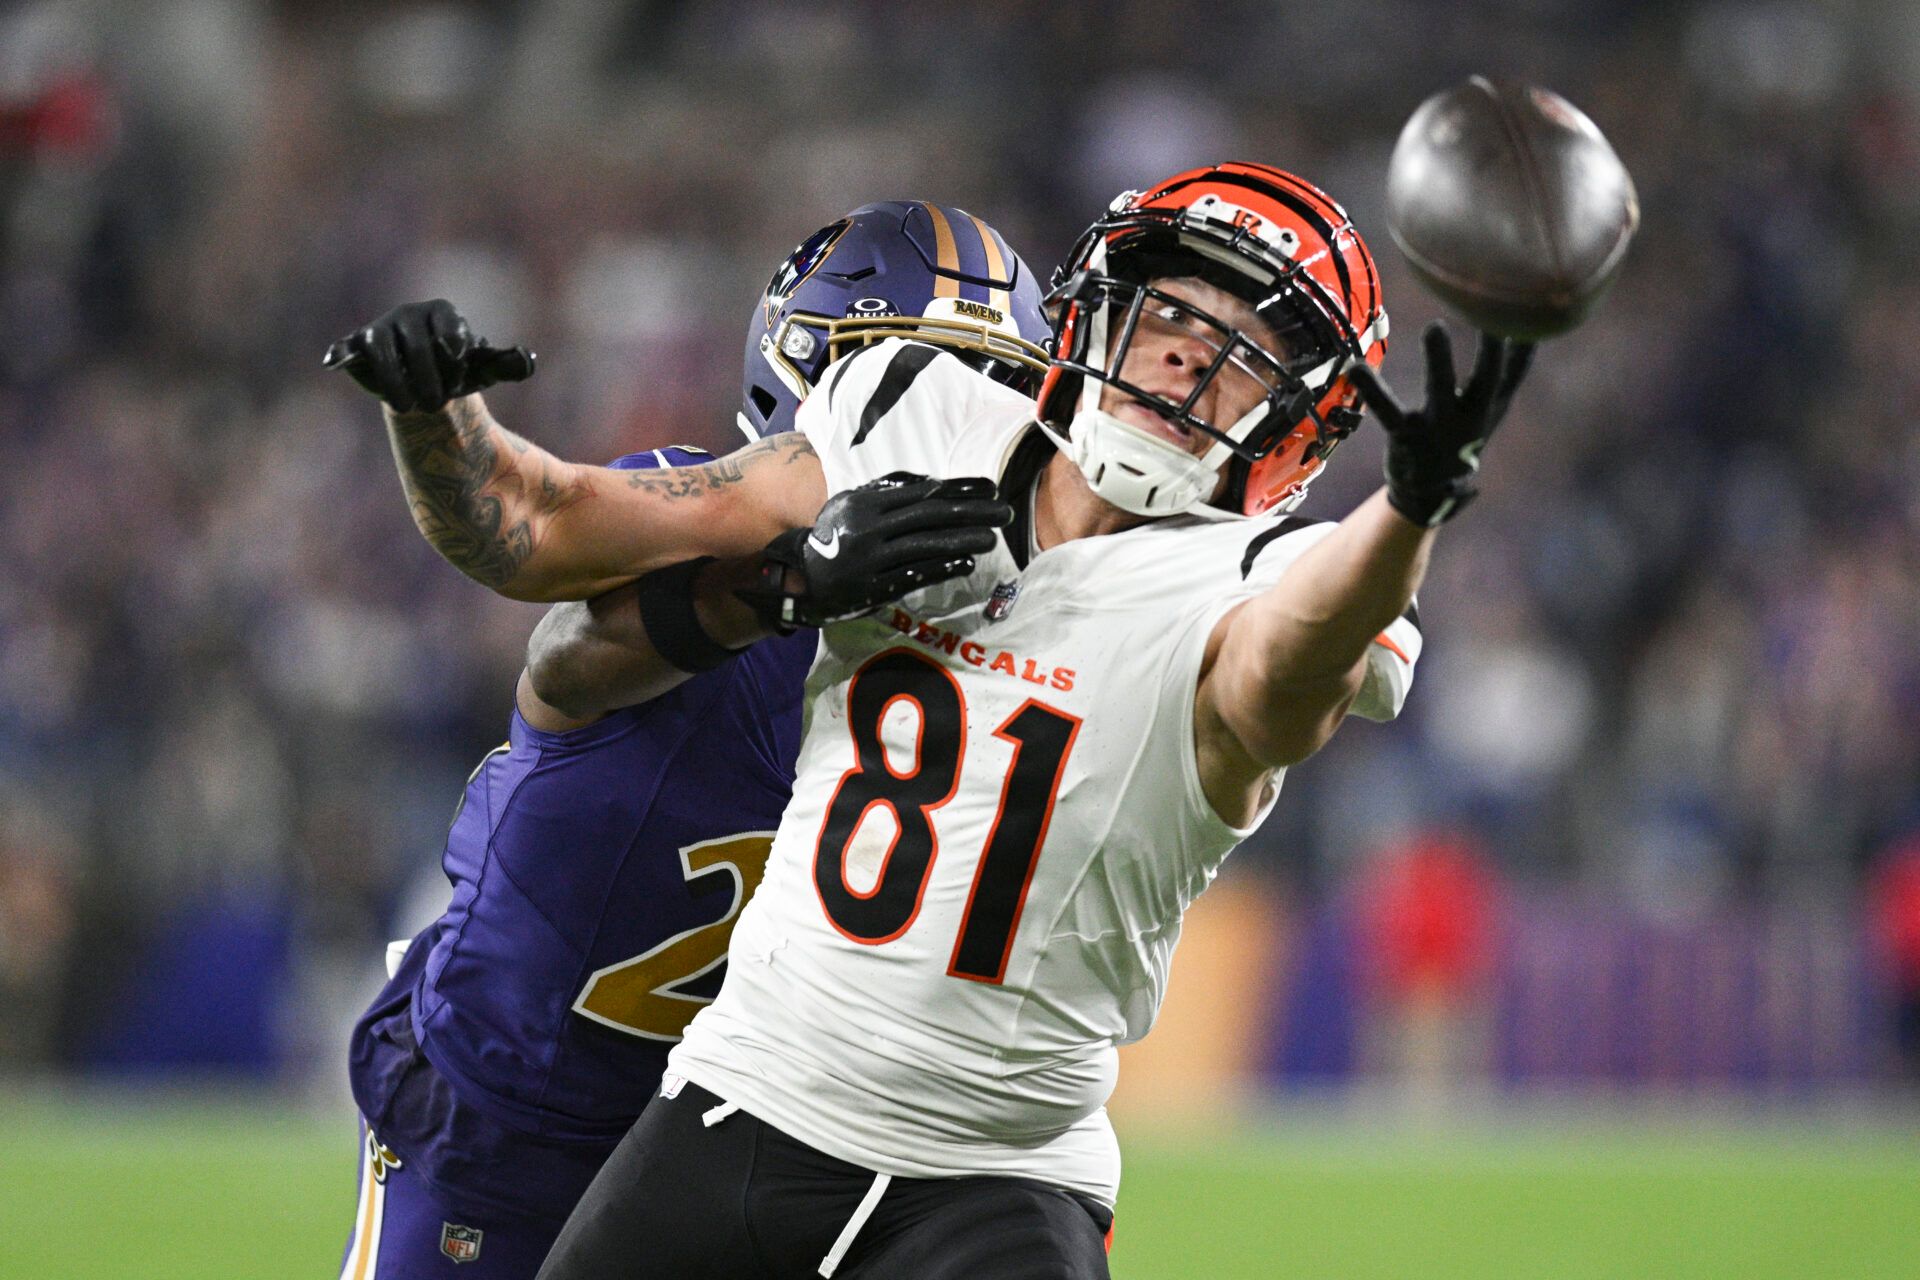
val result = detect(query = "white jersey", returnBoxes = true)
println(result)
[670,341,1421,1205]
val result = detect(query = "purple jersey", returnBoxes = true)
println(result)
[347,447,813,1221]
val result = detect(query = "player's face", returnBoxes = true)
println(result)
[1099,277,1288,457]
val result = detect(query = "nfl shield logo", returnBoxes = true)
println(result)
[985,580,1020,622]
[440,1223,483,1264]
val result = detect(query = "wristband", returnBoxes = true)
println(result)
[1382,445,1480,528]
[635,557,746,673]
[734,528,809,635]
[1383,475,1477,528]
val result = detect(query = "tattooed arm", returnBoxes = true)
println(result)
[384,394,826,601]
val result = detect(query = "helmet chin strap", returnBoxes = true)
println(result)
[1035,408,1231,518]
[1047,242,1271,519]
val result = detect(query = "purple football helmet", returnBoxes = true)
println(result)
[738,201,1051,439]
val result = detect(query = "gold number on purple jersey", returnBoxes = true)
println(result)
[571,831,775,1040]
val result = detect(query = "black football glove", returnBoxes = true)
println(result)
[1347,323,1533,527]
[740,473,1013,633]
[322,299,536,413]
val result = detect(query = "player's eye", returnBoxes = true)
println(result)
[1226,341,1287,392]
[1146,303,1200,332]
[1142,304,1220,351]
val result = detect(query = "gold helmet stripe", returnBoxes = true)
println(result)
[966,212,1012,313]
[923,203,961,297]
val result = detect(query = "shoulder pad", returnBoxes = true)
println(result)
[800,338,1025,490]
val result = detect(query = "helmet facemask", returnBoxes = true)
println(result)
[762,303,1049,404]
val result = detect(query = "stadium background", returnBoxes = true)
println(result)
[3,0,1918,1275]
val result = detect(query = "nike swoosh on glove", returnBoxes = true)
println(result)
[740,472,1013,632]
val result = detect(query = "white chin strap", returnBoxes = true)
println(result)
[1037,409,1230,517]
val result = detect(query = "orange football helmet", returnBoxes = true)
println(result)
[1037,162,1388,516]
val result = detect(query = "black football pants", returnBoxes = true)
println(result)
[535,1081,1112,1280]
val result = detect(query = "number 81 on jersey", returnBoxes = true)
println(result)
[813,648,1081,985]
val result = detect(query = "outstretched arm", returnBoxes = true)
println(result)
[329,300,825,600]
[1196,492,1430,800]
[1194,326,1530,822]
[383,395,821,600]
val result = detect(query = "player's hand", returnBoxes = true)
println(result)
[1348,323,1532,527]
[741,472,1013,632]
[322,299,536,414]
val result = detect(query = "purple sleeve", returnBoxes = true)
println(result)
[605,446,714,472]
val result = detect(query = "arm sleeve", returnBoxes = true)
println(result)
[605,445,716,472]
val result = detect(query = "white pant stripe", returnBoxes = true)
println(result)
[340,1126,389,1280]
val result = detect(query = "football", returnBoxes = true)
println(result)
[1385,77,1639,340]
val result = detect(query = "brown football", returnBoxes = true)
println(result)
[1386,77,1639,340]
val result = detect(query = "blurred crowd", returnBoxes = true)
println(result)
[1,0,1917,1080]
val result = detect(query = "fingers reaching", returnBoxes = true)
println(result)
[1458,331,1509,419]
[1421,321,1458,413]
[1497,342,1535,403]
[1346,360,1403,424]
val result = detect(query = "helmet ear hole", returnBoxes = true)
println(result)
[749,385,779,422]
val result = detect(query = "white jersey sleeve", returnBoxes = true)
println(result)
[1231,516,1423,723]
[794,338,1020,492]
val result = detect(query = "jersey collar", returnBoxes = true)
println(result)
[999,425,1056,571]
